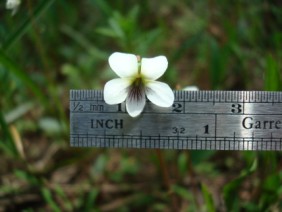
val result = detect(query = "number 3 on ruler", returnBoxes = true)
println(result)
[231,104,242,113]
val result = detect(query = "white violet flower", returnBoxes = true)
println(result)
[6,0,21,15]
[104,52,174,117]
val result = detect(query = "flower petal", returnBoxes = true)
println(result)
[145,81,174,107]
[104,78,131,104]
[108,52,138,78]
[141,56,168,80]
[183,86,199,91]
[126,89,146,117]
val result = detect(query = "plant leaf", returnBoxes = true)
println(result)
[201,183,216,212]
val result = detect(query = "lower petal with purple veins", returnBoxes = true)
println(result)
[126,88,146,117]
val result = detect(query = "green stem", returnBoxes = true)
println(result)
[155,149,178,210]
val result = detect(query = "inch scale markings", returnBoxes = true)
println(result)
[70,90,282,151]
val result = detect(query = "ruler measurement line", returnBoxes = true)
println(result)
[214,114,217,149]
[70,91,282,102]
[70,137,282,150]
[242,93,245,114]
[71,111,282,115]
[71,134,282,141]
[70,99,282,104]
[70,111,282,116]
[72,136,281,147]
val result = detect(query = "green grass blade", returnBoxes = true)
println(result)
[41,187,60,212]
[201,183,216,212]
[264,54,281,91]
[223,158,258,211]
[1,0,56,51]
[0,110,18,157]
[0,50,47,105]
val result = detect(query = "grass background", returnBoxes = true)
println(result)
[0,0,282,211]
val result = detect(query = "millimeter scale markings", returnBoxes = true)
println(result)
[70,90,282,151]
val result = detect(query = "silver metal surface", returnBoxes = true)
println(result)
[70,90,282,150]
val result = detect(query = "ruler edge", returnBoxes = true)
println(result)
[70,90,282,103]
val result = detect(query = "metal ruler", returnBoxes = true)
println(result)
[70,90,282,151]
